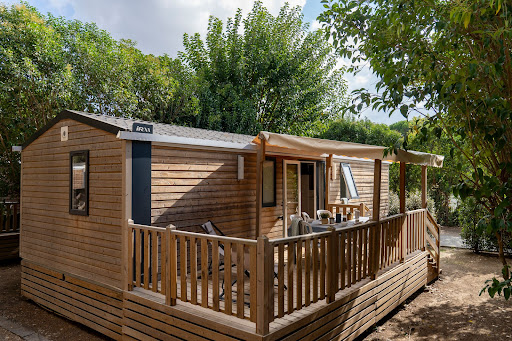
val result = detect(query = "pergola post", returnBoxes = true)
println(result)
[256,137,266,238]
[421,166,427,209]
[421,165,427,251]
[371,159,382,280]
[400,162,406,262]
[325,154,333,211]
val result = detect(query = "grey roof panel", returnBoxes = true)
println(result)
[66,110,255,144]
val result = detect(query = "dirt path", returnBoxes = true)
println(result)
[1,249,511,340]
[0,260,108,341]
[361,248,512,341]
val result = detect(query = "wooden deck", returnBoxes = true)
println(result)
[123,251,428,341]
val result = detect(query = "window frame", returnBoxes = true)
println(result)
[340,162,360,200]
[262,157,277,207]
[69,150,89,216]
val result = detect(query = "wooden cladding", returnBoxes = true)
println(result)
[329,159,389,218]
[21,119,124,288]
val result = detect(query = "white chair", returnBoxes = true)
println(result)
[301,212,313,223]
[316,209,333,220]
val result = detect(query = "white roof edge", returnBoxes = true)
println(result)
[117,131,256,151]
[117,131,392,164]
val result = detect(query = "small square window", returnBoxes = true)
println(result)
[340,163,359,200]
[70,150,89,215]
[262,157,276,207]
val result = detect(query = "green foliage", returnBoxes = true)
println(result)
[480,266,512,300]
[319,0,512,290]
[388,190,436,218]
[460,197,512,253]
[181,1,349,136]
[320,117,402,147]
[0,3,198,197]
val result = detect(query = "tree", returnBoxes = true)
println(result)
[319,0,512,298]
[181,1,349,136]
[0,3,198,197]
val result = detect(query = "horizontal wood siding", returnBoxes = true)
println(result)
[152,147,389,240]
[21,119,123,288]
[151,146,257,238]
[123,289,261,341]
[21,260,123,340]
[330,160,389,217]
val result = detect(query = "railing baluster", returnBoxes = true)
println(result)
[224,241,232,315]
[287,241,294,314]
[320,237,326,298]
[161,231,166,295]
[340,231,346,289]
[250,244,257,322]
[190,236,197,305]
[201,238,208,308]
[180,236,187,301]
[212,240,219,311]
[152,230,158,293]
[296,239,302,310]
[236,242,244,318]
[278,243,285,316]
[305,237,311,307]
[312,237,318,302]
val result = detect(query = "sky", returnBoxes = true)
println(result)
[2,0,405,124]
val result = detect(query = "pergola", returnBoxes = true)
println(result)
[254,131,444,237]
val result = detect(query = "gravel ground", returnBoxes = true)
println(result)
[360,248,512,341]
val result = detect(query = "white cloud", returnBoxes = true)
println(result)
[19,0,305,56]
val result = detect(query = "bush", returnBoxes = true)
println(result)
[388,190,436,219]
[459,198,512,254]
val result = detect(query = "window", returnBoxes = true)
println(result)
[340,163,359,199]
[70,150,89,215]
[262,157,276,207]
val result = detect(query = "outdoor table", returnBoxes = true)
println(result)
[309,217,370,233]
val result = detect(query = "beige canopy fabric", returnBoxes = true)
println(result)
[256,131,444,168]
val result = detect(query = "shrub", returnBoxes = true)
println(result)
[459,198,512,254]
[387,190,436,219]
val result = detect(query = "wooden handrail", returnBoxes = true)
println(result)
[126,209,440,334]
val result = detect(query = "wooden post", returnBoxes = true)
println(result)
[166,224,177,306]
[126,219,134,291]
[326,226,338,303]
[400,162,407,263]
[325,154,333,210]
[420,165,428,252]
[256,138,266,237]
[359,203,365,218]
[256,236,270,335]
[400,162,406,214]
[421,166,427,209]
[371,159,382,280]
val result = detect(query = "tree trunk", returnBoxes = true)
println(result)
[496,231,510,280]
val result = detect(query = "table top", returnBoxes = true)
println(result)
[309,217,370,233]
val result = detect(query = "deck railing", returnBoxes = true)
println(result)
[127,208,439,335]
[0,200,19,234]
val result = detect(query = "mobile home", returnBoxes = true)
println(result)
[20,110,442,340]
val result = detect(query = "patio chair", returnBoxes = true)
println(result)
[316,209,333,220]
[200,220,286,305]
